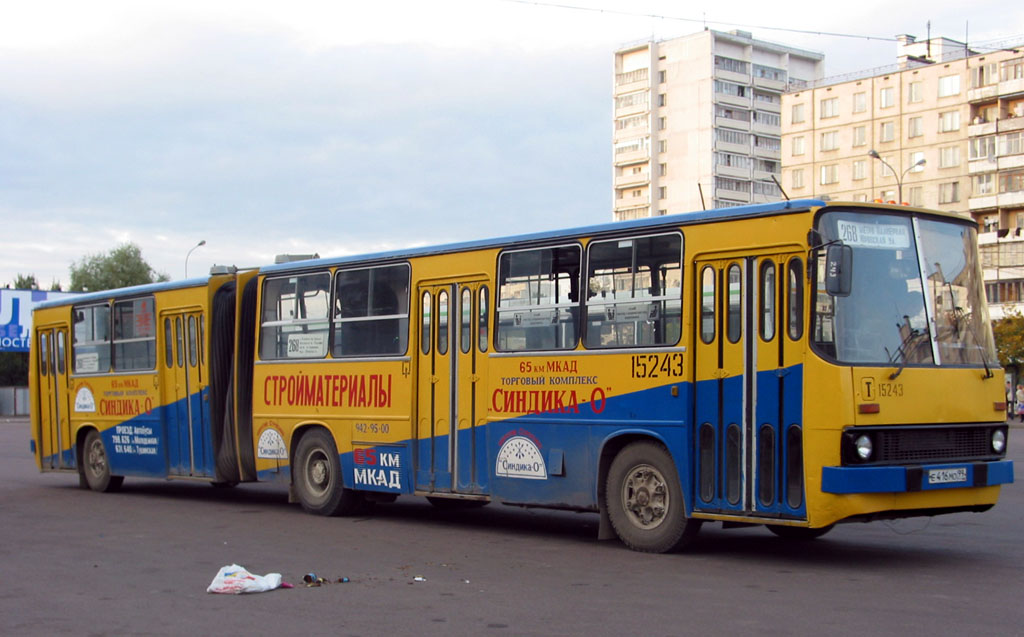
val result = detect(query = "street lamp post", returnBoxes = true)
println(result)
[185,240,206,278]
[868,149,926,204]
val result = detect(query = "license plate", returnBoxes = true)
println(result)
[927,467,968,485]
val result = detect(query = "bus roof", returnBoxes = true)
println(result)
[260,198,828,275]
[32,277,214,311]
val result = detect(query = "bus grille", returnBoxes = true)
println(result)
[875,427,992,463]
[841,424,1006,466]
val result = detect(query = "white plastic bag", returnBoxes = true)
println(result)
[207,564,283,594]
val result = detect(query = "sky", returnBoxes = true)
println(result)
[2,0,1020,288]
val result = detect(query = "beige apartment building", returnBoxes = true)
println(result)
[612,30,823,220]
[782,35,1024,317]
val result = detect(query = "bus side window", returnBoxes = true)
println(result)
[176,317,184,368]
[460,287,472,354]
[164,318,173,368]
[700,266,716,344]
[188,315,198,368]
[478,286,489,352]
[421,292,431,355]
[39,333,49,377]
[760,261,776,341]
[726,263,742,344]
[437,289,449,355]
[56,331,66,376]
[787,258,804,340]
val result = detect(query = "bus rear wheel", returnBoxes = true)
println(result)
[293,429,360,516]
[81,429,124,493]
[606,441,700,553]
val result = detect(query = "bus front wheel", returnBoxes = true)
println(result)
[606,441,700,553]
[81,429,124,493]
[293,429,360,516]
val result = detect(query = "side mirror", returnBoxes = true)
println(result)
[824,244,853,297]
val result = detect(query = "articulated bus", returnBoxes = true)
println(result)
[30,199,1013,552]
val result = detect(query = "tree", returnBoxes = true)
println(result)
[13,273,38,290]
[992,310,1024,371]
[69,243,170,292]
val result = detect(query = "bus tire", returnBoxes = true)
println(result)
[767,524,834,540]
[293,429,359,516]
[606,441,700,553]
[81,429,124,493]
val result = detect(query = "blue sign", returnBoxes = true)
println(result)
[0,290,78,353]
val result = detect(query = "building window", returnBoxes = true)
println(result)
[659,163,667,176]
[615,114,648,131]
[754,136,780,152]
[820,131,838,152]
[908,116,923,138]
[792,169,805,189]
[939,145,960,168]
[791,103,805,124]
[716,128,750,146]
[658,93,667,107]
[792,136,805,156]
[658,116,667,130]
[754,111,780,127]
[999,170,1024,194]
[820,164,839,185]
[1001,58,1024,82]
[616,92,649,109]
[879,86,894,108]
[970,136,997,160]
[853,193,868,202]
[880,189,896,202]
[880,121,895,142]
[907,186,923,207]
[974,173,994,195]
[1000,132,1023,156]
[659,186,667,200]
[659,140,667,153]
[878,156,895,179]
[938,74,961,97]
[973,63,999,87]
[939,181,960,204]
[820,97,839,119]
[908,81,922,103]
[716,105,751,122]
[852,159,866,181]
[715,56,750,74]
[715,177,751,193]
[659,70,666,84]
[715,152,752,168]
[938,110,960,133]
[852,125,866,147]
[909,151,926,172]
[853,92,866,113]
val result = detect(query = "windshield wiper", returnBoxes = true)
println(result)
[886,316,929,380]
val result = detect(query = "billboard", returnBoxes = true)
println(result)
[0,289,79,353]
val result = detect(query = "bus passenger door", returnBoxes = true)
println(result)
[416,279,487,494]
[693,258,749,515]
[37,326,72,469]
[693,253,805,519]
[162,311,213,477]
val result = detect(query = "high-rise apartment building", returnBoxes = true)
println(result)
[780,35,1024,317]
[612,30,824,220]
[782,35,1024,225]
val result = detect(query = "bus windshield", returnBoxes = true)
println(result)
[812,208,997,367]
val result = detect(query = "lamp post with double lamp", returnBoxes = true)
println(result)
[185,240,206,278]
[867,149,926,204]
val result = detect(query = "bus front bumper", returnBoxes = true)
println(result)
[821,460,1013,494]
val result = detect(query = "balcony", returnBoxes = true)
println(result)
[753,145,782,160]
[751,120,778,136]
[714,68,750,84]
[968,84,999,103]
[615,171,650,188]
[969,120,997,137]
[615,68,649,94]
[715,164,751,179]
[968,157,997,175]
[715,140,750,155]
[753,76,786,92]
[970,191,1024,212]
[714,92,752,109]
[715,186,751,203]
[716,117,751,132]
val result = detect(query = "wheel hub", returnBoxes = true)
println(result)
[622,464,668,529]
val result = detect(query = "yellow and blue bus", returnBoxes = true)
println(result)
[30,199,1013,552]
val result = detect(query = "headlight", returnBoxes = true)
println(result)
[855,434,873,461]
[992,430,1006,454]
